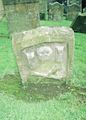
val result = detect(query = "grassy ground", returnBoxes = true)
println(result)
[0,18,86,120]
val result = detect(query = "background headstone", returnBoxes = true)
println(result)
[0,0,4,20]
[48,2,64,21]
[3,0,40,33]
[12,26,74,85]
[67,3,80,20]
[67,0,80,5]
[71,13,86,33]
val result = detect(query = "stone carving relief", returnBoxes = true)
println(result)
[12,26,74,86]
[22,43,67,79]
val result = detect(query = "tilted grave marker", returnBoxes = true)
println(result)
[48,2,64,21]
[2,0,40,33]
[12,26,74,86]
[67,3,80,20]
[71,13,86,33]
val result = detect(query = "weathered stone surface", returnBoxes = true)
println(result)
[4,1,40,33]
[0,0,4,20]
[2,0,39,5]
[12,27,74,85]
[71,13,86,33]
[67,3,80,20]
[48,2,64,21]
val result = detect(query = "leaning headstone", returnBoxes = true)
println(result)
[48,2,64,21]
[67,3,80,20]
[0,0,4,20]
[71,13,86,33]
[12,26,74,86]
[2,0,40,33]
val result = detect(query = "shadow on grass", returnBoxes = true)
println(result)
[0,74,86,103]
[0,74,71,102]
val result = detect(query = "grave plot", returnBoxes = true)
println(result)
[48,2,64,21]
[2,0,40,33]
[67,3,80,21]
[12,26,74,86]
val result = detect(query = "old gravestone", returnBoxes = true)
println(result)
[48,2,64,21]
[67,3,80,21]
[12,26,74,86]
[2,0,40,33]
[71,13,86,33]
[0,0,4,20]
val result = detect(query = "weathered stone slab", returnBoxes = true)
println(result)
[67,3,80,20]
[12,27,74,86]
[3,0,40,33]
[48,2,64,21]
[0,0,4,20]
[71,13,86,33]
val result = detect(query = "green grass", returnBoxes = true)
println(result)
[0,38,17,77]
[0,17,9,36]
[40,20,72,27]
[71,33,86,88]
[0,19,86,120]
